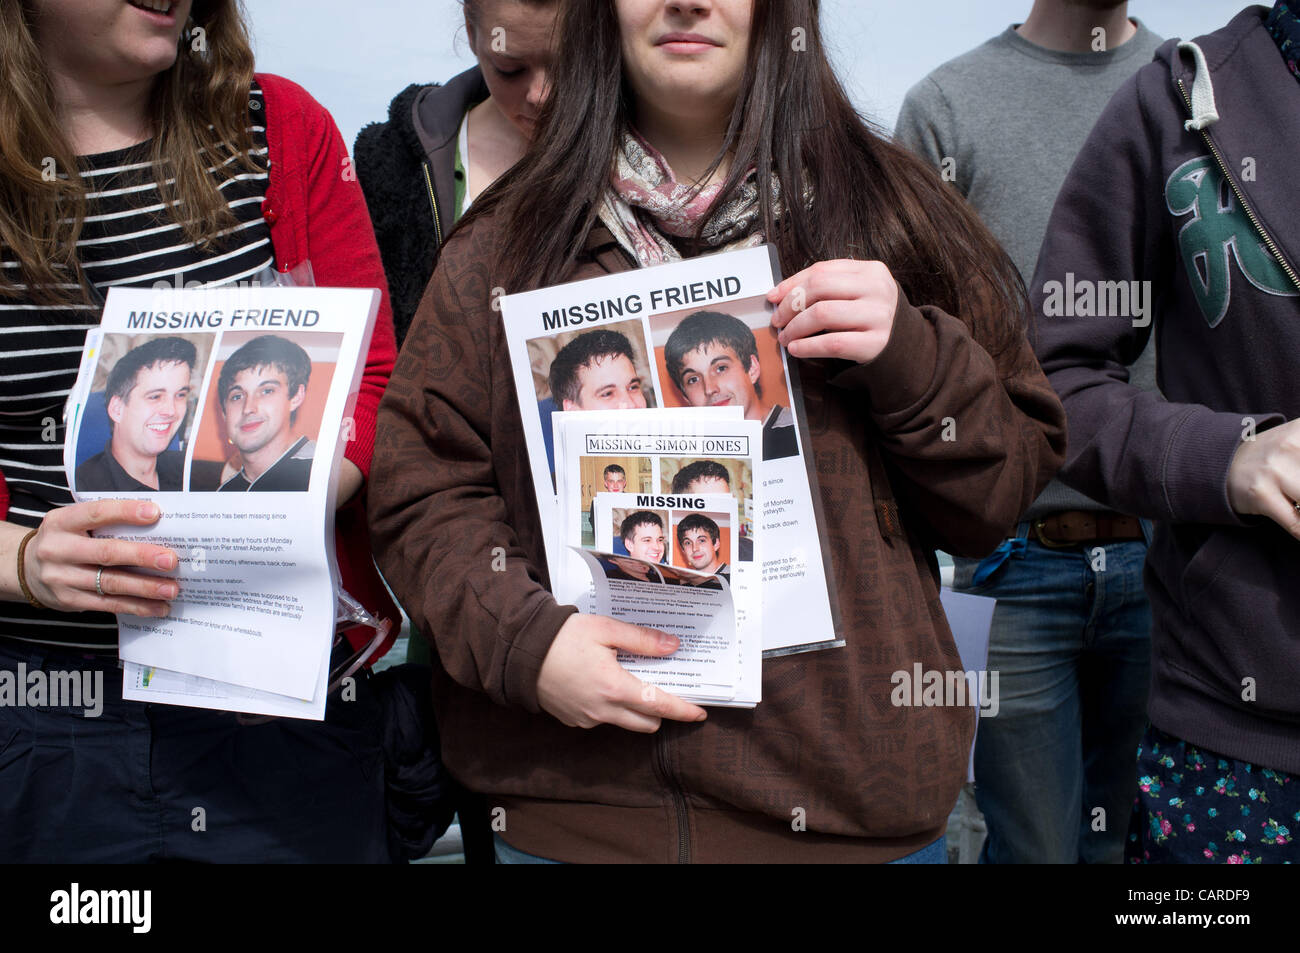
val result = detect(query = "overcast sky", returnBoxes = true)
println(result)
[245,1,1246,152]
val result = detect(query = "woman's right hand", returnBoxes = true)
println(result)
[1227,419,1300,540]
[20,500,179,616]
[537,614,708,733]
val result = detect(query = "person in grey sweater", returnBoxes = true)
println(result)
[895,1,1163,864]
[1035,3,1300,864]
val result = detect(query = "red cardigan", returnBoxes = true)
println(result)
[258,72,400,659]
[2,74,400,661]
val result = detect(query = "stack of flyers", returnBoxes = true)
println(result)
[500,245,841,660]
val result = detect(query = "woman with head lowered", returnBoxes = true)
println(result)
[370,0,1066,864]
[355,0,559,349]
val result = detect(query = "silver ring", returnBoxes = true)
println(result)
[95,566,106,598]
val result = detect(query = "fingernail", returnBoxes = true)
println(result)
[155,553,176,570]
[157,582,178,599]
[156,604,170,617]
[138,502,159,520]
[658,632,678,652]
[696,711,708,721]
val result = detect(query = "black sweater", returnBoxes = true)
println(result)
[354,68,489,349]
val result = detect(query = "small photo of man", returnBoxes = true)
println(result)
[587,462,626,545]
[664,458,754,562]
[616,509,669,564]
[74,334,211,493]
[675,512,730,581]
[526,320,658,479]
[651,298,799,460]
[579,455,652,546]
[601,463,627,494]
[190,331,340,492]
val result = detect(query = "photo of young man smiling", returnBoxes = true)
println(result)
[75,336,199,493]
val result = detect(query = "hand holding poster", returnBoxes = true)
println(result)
[62,285,378,715]
[502,246,841,656]
[582,489,759,706]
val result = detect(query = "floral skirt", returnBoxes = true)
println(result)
[1126,723,1298,863]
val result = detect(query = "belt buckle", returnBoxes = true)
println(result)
[1033,520,1075,549]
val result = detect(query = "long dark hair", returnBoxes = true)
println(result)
[462,0,1026,357]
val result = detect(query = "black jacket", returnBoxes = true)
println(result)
[354,68,490,348]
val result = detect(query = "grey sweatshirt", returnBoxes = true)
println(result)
[1034,6,1300,773]
[895,20,1163,521]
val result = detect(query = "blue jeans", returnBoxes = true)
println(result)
[953,521,1152,864]
[495,834,564,864]
[493,833,947,864]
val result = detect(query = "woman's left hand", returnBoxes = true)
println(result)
[767,259,899,364]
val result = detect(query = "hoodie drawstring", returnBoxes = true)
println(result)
[1178,40,1220,131]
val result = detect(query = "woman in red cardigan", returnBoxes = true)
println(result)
[0,0,396,861]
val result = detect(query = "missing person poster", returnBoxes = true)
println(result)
[62,285,378,707]
[584,490,760,707]
[551,409,763,646]
[502,246,841,655]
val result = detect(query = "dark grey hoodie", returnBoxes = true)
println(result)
[1034,6,1300,772]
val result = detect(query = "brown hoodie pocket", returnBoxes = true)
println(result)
[863,439,906,545]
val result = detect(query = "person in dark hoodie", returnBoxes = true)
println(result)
[1034,3,1300,863]
[354,0,559,349]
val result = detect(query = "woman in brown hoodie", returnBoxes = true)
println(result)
[369,0,1066,864]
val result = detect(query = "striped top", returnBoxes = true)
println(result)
[1,85,274,650]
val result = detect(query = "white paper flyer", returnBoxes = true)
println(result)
[62,285,377,708]
[580,489,758,706]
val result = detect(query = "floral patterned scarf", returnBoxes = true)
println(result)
[596,127,774,267]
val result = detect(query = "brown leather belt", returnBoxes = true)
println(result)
[1032,510,1144,548]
